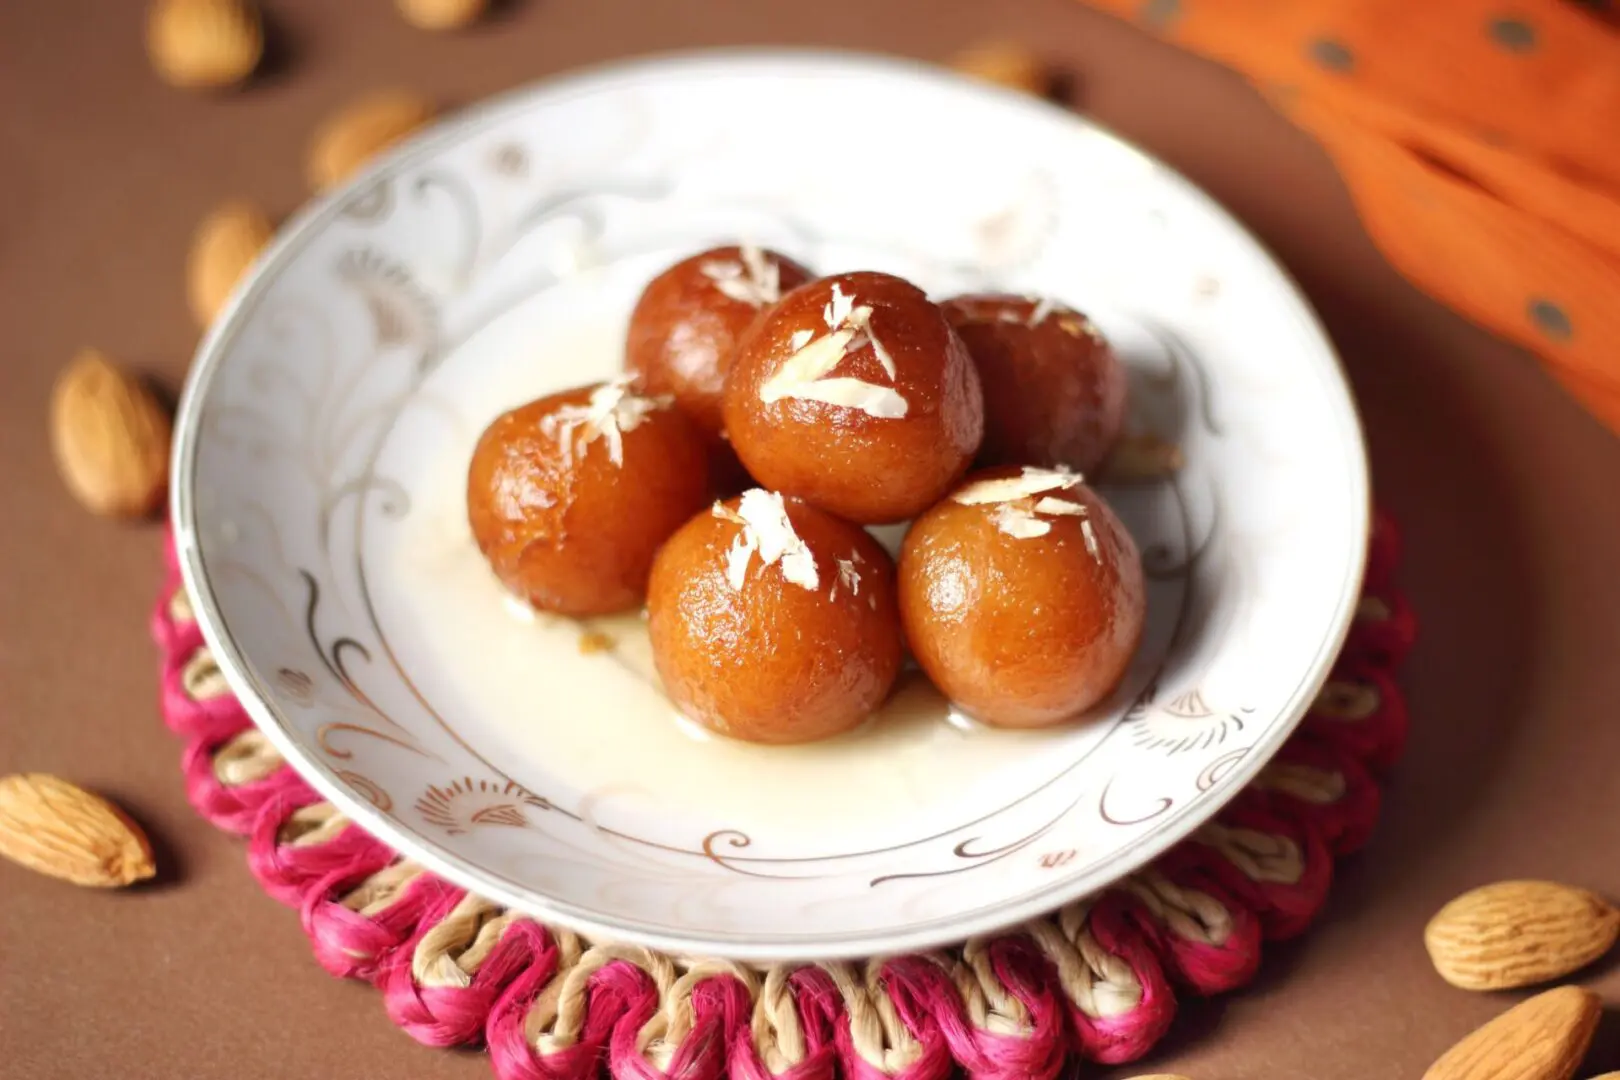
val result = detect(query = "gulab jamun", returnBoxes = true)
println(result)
[941,293,1126,473]
[898,465,1145,729]
[625,244,814,441]
[647,489,903,744]
[467,376,714,617]
[723,271,984,524]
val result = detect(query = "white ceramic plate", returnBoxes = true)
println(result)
[173,50,1368,962]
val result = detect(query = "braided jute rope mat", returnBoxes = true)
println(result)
[151,511,1415,1080]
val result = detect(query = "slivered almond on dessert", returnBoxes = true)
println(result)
[758,282,907,419]
[952,465,1091,542]
[538,375,674,468]
[722,270,983,524]
[714,489,819,592]
[648,489,901,745]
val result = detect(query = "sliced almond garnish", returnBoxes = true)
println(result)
[954,466,1093,545]
[830,555,862,602]
[759,284,907,419]
[1026,295,1059,327]
[699,243,783,308]
[538,375,672,467]
[952,466,1081,506]
[716,490,819,592]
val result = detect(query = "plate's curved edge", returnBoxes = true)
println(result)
[169,47,1371,962]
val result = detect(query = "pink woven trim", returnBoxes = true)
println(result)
[1117,866,1262,996]
[305,866,455,981]
[149,510,1416,1079]
[180,730,306,836]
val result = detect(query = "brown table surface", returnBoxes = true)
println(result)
[5,1,1620,1077]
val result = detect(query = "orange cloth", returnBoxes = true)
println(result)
[1080,0,1620,434]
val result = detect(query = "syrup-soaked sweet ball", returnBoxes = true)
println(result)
[625,244,815,441]
[647,489,903,744]
[941,294,1126,474]
[723,271,984,524]
[467,376,714,617]
[898,466,1145,729]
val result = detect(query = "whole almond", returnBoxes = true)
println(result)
[1424,985,1599,1080]
[50,349,172,519]
[0,774,156,888]
[396,0,487,31]
[949,41,1052,97]
[307,90,437,192]
[187,199,274,326]
[145,0,262,90]
[1426,880,1620,991]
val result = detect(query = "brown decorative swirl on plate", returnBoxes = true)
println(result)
[417,777,553,835]
[337,770,394,812]
[335,246,437,349]
[275,667,314,706]
[1125,683,1247,757]
[702,829,782,878]
[316,722,427,760]
[340,180,394,222]
[1196,747,1249,791]
[1099,775,1174,826]
[489,143,528,178]
[870,812,1065,887]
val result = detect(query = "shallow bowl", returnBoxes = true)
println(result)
[173,49,1368,962]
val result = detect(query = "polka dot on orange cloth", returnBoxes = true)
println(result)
[1138,0,1181,29]
[1488,16,1538,51]
[1528,299,1574,340]
[1309,38,1356,71]
[1070,0,1620,438]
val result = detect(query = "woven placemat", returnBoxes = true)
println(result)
[151,511,1414,1080]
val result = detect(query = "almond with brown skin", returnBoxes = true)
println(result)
[307,90,437,192]
[1426,880,1620,991]
[50,349,172,519]
[146,0,262,90]
[396,0,487,30]
[948,41,1052,97]
[1423,986,1600,1080]
[187,199,274,326]
[0,775,156,888]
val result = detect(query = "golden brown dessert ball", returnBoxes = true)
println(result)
[626,244,814,441]
[898,466,1145,729]
[941,293,1126,473]
[467,378,714,617]
[723,271,984,524]
[647,489,903,744]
